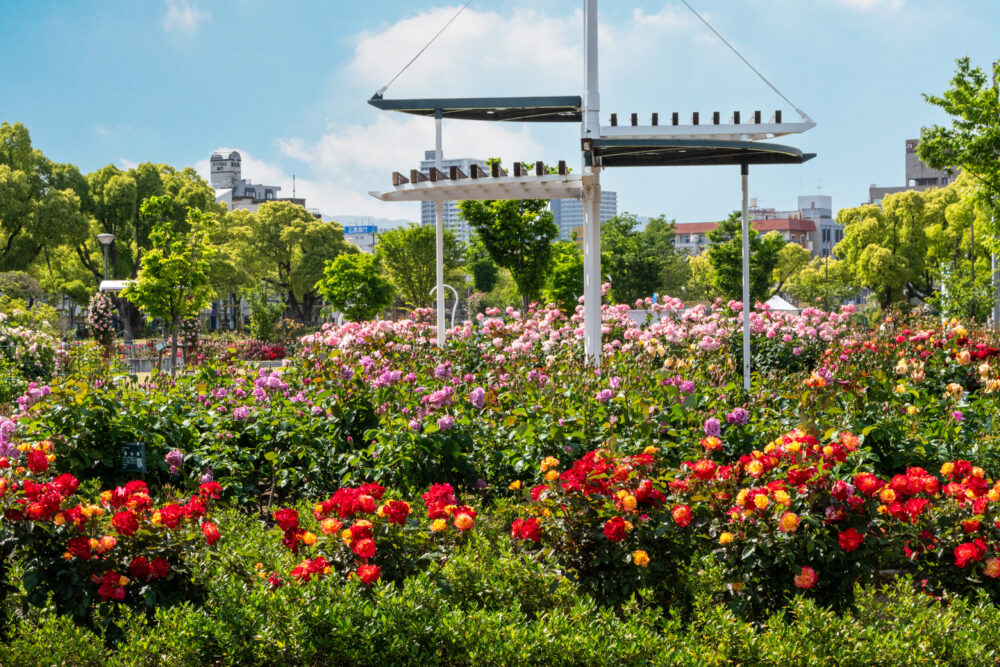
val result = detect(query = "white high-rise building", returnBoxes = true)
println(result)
[419,150,489,243]
[549,191,618,241]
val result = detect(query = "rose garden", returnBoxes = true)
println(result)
[4,292,1000,664]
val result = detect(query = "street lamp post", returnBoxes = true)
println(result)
[97,233,115,281]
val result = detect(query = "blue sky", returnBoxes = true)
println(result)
[3,0,998,224]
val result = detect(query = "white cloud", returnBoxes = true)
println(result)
[272,114,546,219]
[241,4,813,220]
[348,5,708,100]
[118,157,138,170]
[163,0,210,35]
[94,124,109,137]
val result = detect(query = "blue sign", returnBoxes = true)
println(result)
[344,225,377,235]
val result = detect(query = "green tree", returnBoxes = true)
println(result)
[122,197,216,373]
[772,243,811,295]
[918,58,1000,236]
[684,252,717,303]
[316,253,394,322]
[458,198,557,310]
[705,213,785,303]
[835,190,933,307]
[601,213,689,304]
[0,122,88,271]
[78,162,222,335]
[232,202,351,322]
[542,241,583,312]
[375,224,463,309]
[785,256,859,310]
[466,234,499,294]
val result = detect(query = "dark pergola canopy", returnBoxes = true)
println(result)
[589,138,815,168]
[368,95,582,122]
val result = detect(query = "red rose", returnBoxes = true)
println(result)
[198,481,222,500]
[150,557,170,579]
[159,504,184,529]
[129,556,151,582]
[603,516,628,542]
[272,508,299,532]
[672,504,693,528]
[52,473,79,497]
[511,517,541,543]
[112,510,139,536]
[201,521,221,546]
[67,536,91,560]
[350,521,373,541]
[384,500,411,525]
[955,539,987,568]
[26,449,49,474]
[692,460,716,481]
[352,538,376,559]
[838,527,864,552]
[357,564,381,584]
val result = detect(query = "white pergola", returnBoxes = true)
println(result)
[368,0,815,391]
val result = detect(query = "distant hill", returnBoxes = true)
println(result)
[327,215,415,231]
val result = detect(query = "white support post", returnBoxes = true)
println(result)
[434,110,445,347]
[581,0,601,364]
[583,172,602,363]
[741,162,751,391]
[993,67,1000,330]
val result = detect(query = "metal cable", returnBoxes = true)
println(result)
[679,0,811,121]
[374,1,474,98]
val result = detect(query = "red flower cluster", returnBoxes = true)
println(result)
[315,483,386,519]
[128,555,170,582]
[603,516,630,542]
[94,570,127,601]
[290,556,330,583]
[511,517,541,542]
[955,539,988,568]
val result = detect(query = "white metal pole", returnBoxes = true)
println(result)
[581,0,601,364]
[741,163,751,391]
[434,110,446,347]
[993,66,999,329]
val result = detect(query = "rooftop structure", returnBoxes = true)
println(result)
[869,139,958,205]
[210,150,308,213]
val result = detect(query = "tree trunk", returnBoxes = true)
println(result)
[170,315,179,377]
[521,293,529,312]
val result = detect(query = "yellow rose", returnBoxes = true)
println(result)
[540,456,560,472]
[719,532,734,545]
[622,495,637,511]
[301,531,317,546]
[431,518,448,532]
[773,490,791,506]
[632,550,650,567]
[509,480,522,490]
[753,494,769,510]
[778,512,800,533]
[545,470,560,482]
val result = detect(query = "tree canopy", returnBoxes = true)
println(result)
[705,213,785,303]
[316,253,395,322]
[458,198,557,310]
[376,224,463,309]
